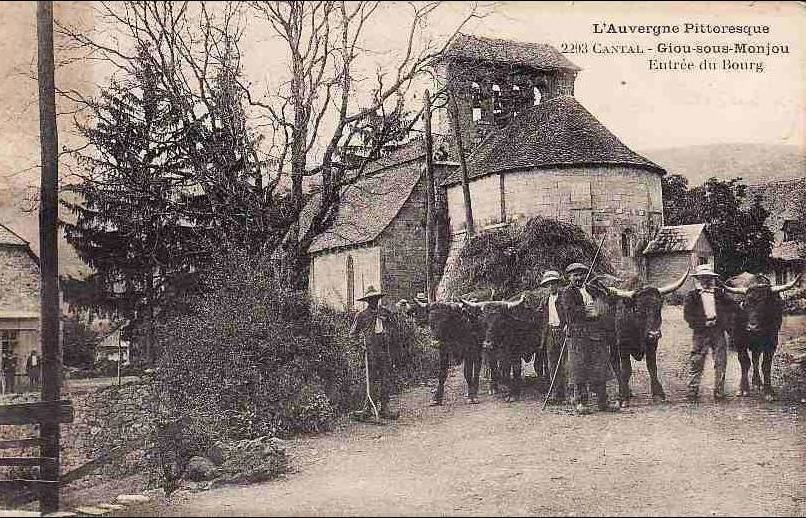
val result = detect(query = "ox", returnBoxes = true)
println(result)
[603,269,690,407]
[460,293,540,402]
[397,297,486,405]
[722,272,800,401]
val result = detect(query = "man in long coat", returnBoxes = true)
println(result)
[559,263,615,414]
[535,270,568,404]
[349,286,399,420]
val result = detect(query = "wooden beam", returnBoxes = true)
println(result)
[447,89,475,237]
[0,400,74,425]
[37,0,62,513]
[0,457,57,467]
[423,91,436,303]
[0,438,40,450]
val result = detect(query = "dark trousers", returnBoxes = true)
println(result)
[367,347,394,412]
[688,327,727,399]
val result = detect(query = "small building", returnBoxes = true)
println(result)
[304,144,455,311]
[643,224,714,290]
[0,223,40,386]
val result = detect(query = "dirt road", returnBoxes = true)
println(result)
[133,308,806,516]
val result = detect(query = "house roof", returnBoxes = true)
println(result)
[643,224,708,255]
[0,223,29,247]
[442,96,665,186]
[444,33,581,72]
[304,157,423,254]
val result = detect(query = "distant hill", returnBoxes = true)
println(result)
[640,143,805,187]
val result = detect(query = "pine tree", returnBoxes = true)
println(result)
[62,47,200,363]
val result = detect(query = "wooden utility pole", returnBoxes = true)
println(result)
[37,1,62,513]
[423,91,436,303]
[447,89,475,237]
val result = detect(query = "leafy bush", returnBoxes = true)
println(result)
[147,249,438,489]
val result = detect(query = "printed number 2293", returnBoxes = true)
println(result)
[561,42,588,54]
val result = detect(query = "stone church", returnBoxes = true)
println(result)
[306,34,668,310]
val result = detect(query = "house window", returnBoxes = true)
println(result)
[782,219,802,242]
[1,330,19,358]
[621,228,635,257]
[346,255,355,310]
[533,87,542,106]
[697,256,709,265]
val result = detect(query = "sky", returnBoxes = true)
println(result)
[0,0,804,195]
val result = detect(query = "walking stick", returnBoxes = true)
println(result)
[541,234,607,411]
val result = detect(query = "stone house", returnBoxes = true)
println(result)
[307,34,668,309]
[643,224,714,291]
[0,223,40,382]
[747,178,806,284]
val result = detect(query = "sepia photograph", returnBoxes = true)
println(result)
[0,1,804,516]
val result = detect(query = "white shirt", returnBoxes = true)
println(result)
[700,290,717,320]
[548,294,561,327]
[579,286,593,306]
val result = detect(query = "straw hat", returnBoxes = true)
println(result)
[565,263,589,274]
[692,264,719,278]
[539,270,562,286]
[357,286,385,302]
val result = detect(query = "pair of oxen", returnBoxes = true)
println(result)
[398,271,800,406]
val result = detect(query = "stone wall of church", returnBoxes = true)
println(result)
[444,166,664,278]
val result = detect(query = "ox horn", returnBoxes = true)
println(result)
[460,297,482,308]
[658,267,690,296]
[721,283,747,295]
[606,286,635,299]
[505,293,525,309]
[771,274,802,294]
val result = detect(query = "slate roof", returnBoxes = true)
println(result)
[444,33,580,72]
[304,155,423,254]
[0,223,29,247]
[442,96,665,186]
[643,224,707,255]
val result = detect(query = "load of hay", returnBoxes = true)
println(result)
[440,216,614,299]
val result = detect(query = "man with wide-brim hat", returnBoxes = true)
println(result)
[683,264,736,403]
[535,270,568,403]
[349,286,399,420]
[559,262,616,414]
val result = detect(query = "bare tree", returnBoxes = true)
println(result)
[246,1,482,285]
[56,1,484,287]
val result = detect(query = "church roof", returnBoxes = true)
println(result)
[0,223,29,247]
[444,34,580,72]
[643,224,708,255]
[442,96,665,186]
[304,156,423,254]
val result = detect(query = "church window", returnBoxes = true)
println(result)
[511,85,521,116]
[492,84,502,114]
[346,255,355,310]
[621,228,635,257]
[697,256,709,265]
[471,82,483,122]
